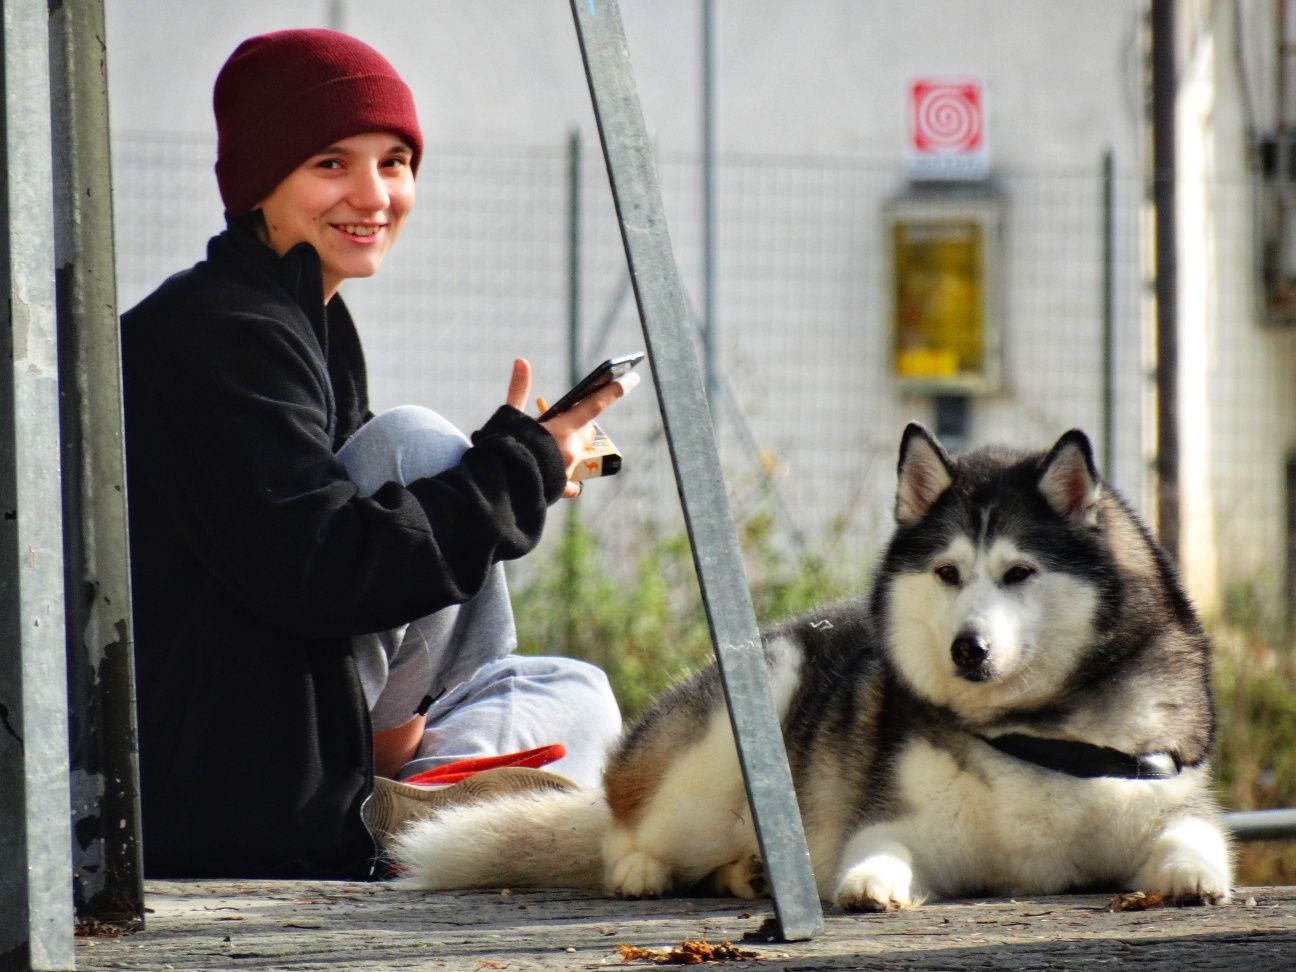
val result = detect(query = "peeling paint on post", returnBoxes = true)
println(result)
[48,0,144,928]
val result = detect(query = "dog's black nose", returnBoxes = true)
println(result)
[951,633,990,676]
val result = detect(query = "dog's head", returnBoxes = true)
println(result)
[875,423,1116,721]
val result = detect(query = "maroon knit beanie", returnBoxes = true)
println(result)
[213,28,423,217]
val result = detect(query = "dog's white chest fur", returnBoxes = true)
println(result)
[896,740,1150,894]
[829,736,1225,909]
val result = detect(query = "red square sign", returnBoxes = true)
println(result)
[907,78,988,180]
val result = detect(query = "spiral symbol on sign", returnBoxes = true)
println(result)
[912,82,982,153]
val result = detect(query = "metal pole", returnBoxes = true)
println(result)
[326,0,345,32]
[1101,148,1115,481]
[0,0,76,966]
[564,127,583,647]
[1151,0,1180,558]
[569,0,823,941]
[1224,809,1296,842]
[48,0,143,928]
[567,129,583,389]
[701,0,718,422]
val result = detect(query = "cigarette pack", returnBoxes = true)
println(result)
[572,423,622,480]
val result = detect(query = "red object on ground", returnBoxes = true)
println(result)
[402,743,567,787]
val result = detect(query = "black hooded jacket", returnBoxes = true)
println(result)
[120,221,566,877]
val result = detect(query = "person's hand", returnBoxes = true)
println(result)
[505,358,635,499]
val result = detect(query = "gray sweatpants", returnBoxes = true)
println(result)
[336,405,622,788]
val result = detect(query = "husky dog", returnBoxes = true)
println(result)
[391,425,1232,910]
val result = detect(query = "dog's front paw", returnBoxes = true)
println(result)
[835,854,917,912]
[1140,817,1232,906]
[1150,850,1231,905]
[606,850,672,899]
[706,854,767,899]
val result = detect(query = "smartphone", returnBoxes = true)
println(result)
[538,351,645,421]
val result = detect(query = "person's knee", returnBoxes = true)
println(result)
[553,658,621,734]
[361,406,469,454]
[490,655,622,736]
[338,405,470,491]
[494,654,612,690]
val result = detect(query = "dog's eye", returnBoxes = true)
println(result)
[934,564,960,586]
[1002,564,1036,586]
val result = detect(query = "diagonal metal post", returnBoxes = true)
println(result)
[0,0,76,968]
[569,0,823,941]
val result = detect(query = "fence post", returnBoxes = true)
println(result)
[0,0,76,967]
[1101,148,1116,481]
[563,127,583,646]
[1151,0,1180,559]
[701,0,718,422]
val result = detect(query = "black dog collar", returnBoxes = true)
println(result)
[977,732,1181,780]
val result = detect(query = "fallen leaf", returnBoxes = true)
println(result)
[1108,890,1165,912]
[74,919,139,939]
[617,939,762,964]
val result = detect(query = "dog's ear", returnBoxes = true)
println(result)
[896,423,955,526]
[1038,430,1102,525]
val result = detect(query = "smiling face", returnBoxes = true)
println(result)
[255,131,415,301]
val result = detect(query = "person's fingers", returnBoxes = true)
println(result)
[560,371,640,427]
[615,372,641,396]
[535,412,595,477]
[561,479,583,500]
[506,358,532,412]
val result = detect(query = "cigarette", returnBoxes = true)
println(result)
[536,397,549,415]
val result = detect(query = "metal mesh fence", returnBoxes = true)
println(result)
[114,132,1284,620]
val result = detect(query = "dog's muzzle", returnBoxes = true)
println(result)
[951,632,992,682]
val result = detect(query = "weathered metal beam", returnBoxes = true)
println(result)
[0,0,76,966]
[47,0,143,929]
[568,0,823,942]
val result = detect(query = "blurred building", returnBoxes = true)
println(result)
[105,1,1296,632]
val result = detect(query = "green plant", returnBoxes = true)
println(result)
[513,520,708,717]
[514,515,861,719]
[1211,624,1296,886]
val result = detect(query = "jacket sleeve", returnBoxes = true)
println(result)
[123,296,566,640]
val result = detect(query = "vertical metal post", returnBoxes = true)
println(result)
[1101,148,1116,481]
[48,0,143,928]
[1151,0,1180,558]
[1287,454,1296,637]
[569,0,823,941]
[567,129,583,389]
[0,0,76,967]
[326,0,346,32]
[701,0,718,421]
[563,127,583,645]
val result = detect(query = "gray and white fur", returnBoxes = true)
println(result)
[390,424,1231,910]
